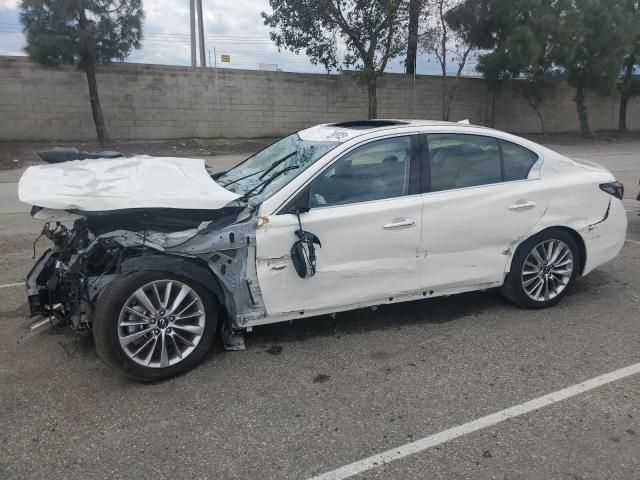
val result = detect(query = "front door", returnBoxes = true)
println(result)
[256,135,423,316]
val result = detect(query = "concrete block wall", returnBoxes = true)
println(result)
[0,57,638,141]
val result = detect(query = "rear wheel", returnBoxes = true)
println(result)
[93,271,218,382]
[501,229,580,309]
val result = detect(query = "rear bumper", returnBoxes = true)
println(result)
[580,199,627,275]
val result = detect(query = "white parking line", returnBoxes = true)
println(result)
[0,282,23,289]
[626,239,640,245]
[308,362,640,480]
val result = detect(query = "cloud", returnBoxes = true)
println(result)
[0,0,18,10]
[132,0,329,72]
[0,0,476,75]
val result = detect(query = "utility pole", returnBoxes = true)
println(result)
[196,0,206,67]
[189,0,196,67]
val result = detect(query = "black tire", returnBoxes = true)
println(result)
[501,228,580,309]
[93,271,218,382]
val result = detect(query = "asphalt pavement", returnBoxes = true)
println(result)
[0,141,638,480]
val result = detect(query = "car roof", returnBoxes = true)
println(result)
[297,119,496,142]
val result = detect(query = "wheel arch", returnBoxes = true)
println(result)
[506,226,587,276]
[119,253,231,316]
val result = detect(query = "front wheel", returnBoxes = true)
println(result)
[93,272,218,382]
[501,229,580,309]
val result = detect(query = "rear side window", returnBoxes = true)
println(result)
[427,134,501,191]
[308,136,411,208]
[501,140,539,181]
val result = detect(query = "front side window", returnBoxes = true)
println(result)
[428,134,501,192]
[217,133,340,205]
[308,136,411,208]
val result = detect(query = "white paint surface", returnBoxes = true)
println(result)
[18,156,240,211]
[420,179,548,290]
[0,282,23,289]
[309,362,640,480]
[255,124,627,322]
[256,195,423,315]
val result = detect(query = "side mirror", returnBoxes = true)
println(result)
[291,229,321,278]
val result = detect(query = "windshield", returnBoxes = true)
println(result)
[217,133,340,205]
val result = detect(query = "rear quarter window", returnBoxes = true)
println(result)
[501,141,539,181]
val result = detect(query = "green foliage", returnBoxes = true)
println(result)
[555,0,630,96]
[446,0,638,135]
[446,0,562,84]
[618,1,640,97]
[262,0,408,117]
[261,0,407,76]
[20,0,143,67]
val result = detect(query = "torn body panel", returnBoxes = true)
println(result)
[504,160,626,275]
[25,207,268,334]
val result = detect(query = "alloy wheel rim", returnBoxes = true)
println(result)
[117,280,206,368]
[521,239,574,302]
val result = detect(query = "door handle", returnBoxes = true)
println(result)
[509,200,537,211]
[383,218,416,230]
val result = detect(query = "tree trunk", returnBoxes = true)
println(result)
[619,94,628,132]
[485,86,496,127]
[85,63,108,147]
[367,76,377,119]
[405,0,420,74]
[524,95,547,139]
[79,4,108,146]
[533,104,547,139]
[442,73,448,120]
[619,55,636,133]
[574,85,591,138]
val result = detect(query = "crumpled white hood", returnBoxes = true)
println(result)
[18,155,240,212]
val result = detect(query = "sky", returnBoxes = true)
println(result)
[0,0,477,75]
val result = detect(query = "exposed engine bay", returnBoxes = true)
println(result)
[26,204,268,337]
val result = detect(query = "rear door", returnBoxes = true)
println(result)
[256,134,423,316]
[420,133,548,290]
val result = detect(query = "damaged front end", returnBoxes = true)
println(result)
[21,156,271,339]
[26,206,267,336]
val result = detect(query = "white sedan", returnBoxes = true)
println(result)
[20,120,627,381]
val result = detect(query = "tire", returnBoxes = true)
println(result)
[93,271,218,382]
[501,228,580,309]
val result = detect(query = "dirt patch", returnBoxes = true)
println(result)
[266,345,284,355]
[312,373,331,383]
[0,137,278,170]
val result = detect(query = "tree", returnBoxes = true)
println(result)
[447,0,564,133]
[444,0,511,127]
[446,0,634,137]
[262,0,407,119]
[420,0,474,120]
[20,0,143,146]
[405,0,421,74]
[619,55,640,132]
[618,0,640,132]
[552,0,630,137]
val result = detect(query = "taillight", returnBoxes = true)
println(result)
[599,181,624,200]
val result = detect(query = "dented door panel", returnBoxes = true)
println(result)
[420,181,549,290]
[255,196,423,316]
